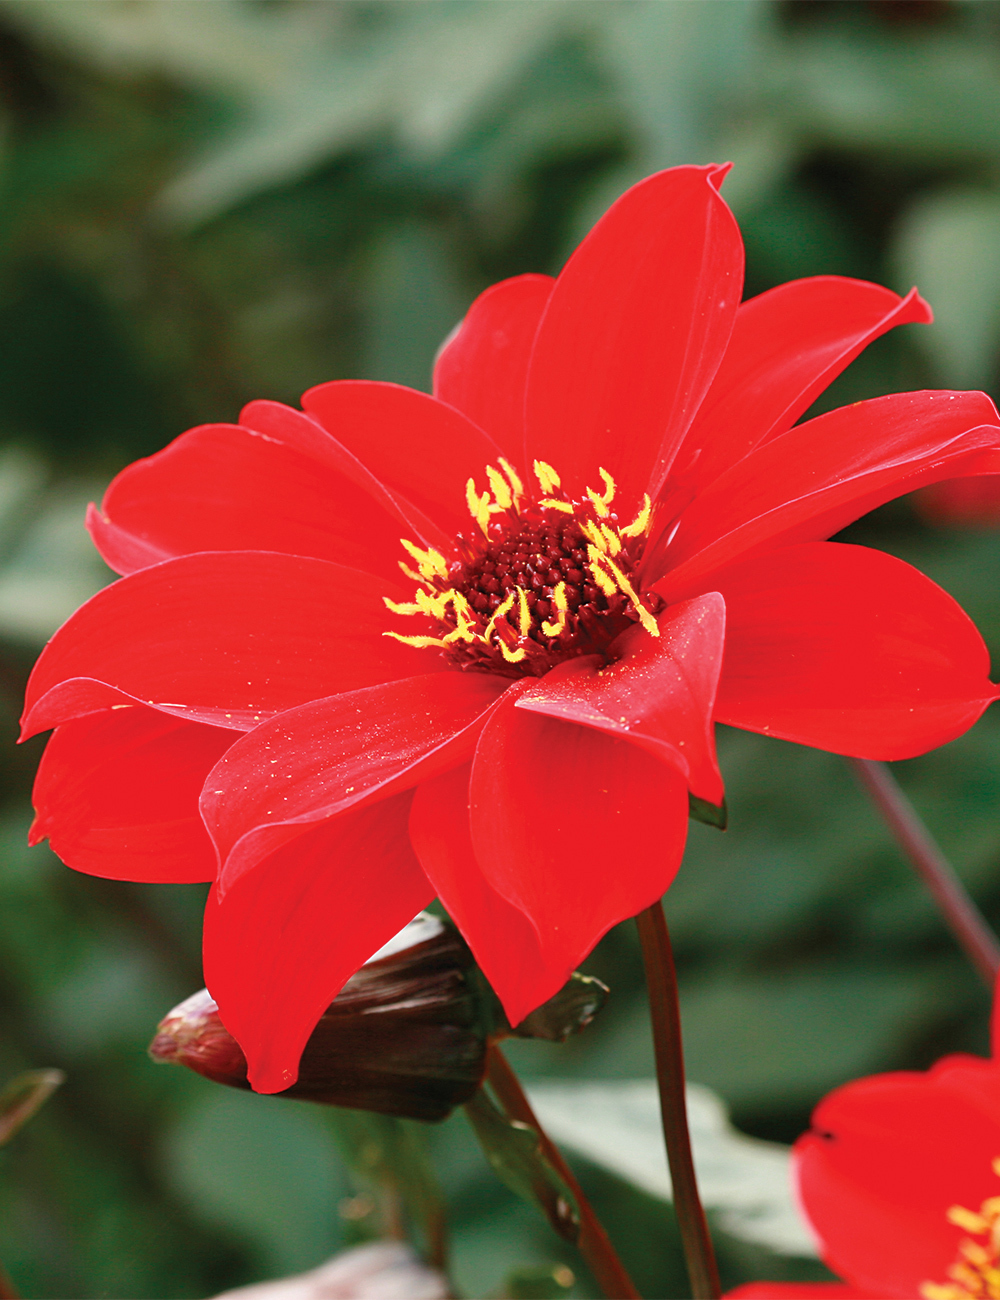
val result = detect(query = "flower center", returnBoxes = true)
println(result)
[922,1159,1000,1300]
[384,458,660,677]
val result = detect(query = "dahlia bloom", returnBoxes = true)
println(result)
[728,990,1000,1300]
[20,165,1000,1092]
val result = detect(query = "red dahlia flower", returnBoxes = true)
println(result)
[728,987,1000,1300]
[20,165,1000,1092]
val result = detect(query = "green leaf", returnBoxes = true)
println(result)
[0,1069,64,1147]
[893,187,1000,389]
[464,1090,580,1244]
[526,1079,816,1257]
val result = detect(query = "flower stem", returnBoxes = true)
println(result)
[849,758,1000,989]
[636,903,720,1300]
[485,1044,642,1300]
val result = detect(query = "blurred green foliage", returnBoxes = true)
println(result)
[3,1,1000,1295]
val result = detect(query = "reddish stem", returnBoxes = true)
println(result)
[636,904,720,1300]
[486,1044,642,1300]
[850,758,1000,988]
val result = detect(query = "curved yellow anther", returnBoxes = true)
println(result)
[621,494,653,539]
[534,460,561,495]
[541,581,569,638]
[587,468,616,516]
[540,497,574,514]
[498,639,527,664]
[483,591,516,645]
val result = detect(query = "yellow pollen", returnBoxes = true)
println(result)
[922,1160,1000,1300]
[533,460,561,494]
[539,497,574,514]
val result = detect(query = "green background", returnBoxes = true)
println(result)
[1,1,1000,1295]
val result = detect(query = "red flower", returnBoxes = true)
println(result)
[20,165,1000,1092]
[728,991,1000,1300]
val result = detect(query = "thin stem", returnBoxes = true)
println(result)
[850,758,1000,988]
[636,904,720,1300]
[486,1044,642,1300]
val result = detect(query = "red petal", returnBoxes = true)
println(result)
[89,416,408,581]
[301,380,507,539]
[22,551,436,737]
[524,165,742,516]
[713,543,998,759]
[468,692,690,1025]
[203,795,433,1093]
[30,706,233,881]
[664,278,931,512]
[409,764,566,1015]
[517,594,725,806]
[654,390,1000,596]
[795,1056,1000,1298]
[433,274,553,448]
[201,673,513,891]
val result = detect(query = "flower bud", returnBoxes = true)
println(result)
[151,913,488,1121]
[151,913,609,1122]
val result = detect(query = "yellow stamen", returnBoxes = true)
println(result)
[486,465,513,510]
[383,631,449,649]
[580,519,609,553]
[586,468,616,517]
[621,494,653,538]
[539,497,574,513]
[483,591,517,646]
[587,546,660,638]
[442,591,477,643]
[466,479,492,536]
[950,1207,990,1235]
[533,460,561,495]
[541,582,569,638]
[599,522,622,556]
[400,539,448,580]
[498,639,527,664]
[499,457,524,502]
